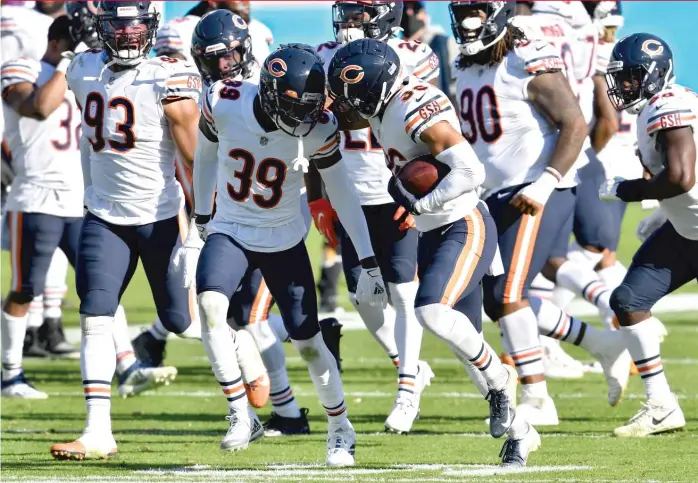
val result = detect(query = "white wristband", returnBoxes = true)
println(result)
[56,57,72,74]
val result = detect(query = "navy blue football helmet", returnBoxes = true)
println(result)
[66,1,101,49]
[606,33,674,114]
[327,38,401,119]
[449,1,514,56]
[332,1,403,44]
[259,44,327,137]
[191,10,254,83]
[95,1,159,66]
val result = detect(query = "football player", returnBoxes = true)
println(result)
[601,33,692,437]
[311,0,441,434]
[449,1,630,426]
[153,15,199,62]
[328,38,540,467]
[49,1,202,460]
[184,43,387,465]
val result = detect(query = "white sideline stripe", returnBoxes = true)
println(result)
[61,293,698,343]
[41,390,698,400]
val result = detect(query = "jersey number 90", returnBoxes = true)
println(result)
[459,85,502,145]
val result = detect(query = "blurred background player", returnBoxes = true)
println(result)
[312,0,440,434]
[601,32,692,437]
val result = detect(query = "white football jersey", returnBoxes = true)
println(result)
[454,40,581,194]
[67,51,202,225]
[369,77,479,232]
[248,18,273,63]
[637,84,698,240]
[154,15,200,62]
[595,41,643,180]
[316,37,440,206]
[571,22,599,127]
[1,57,83,216]
[0,5,53,64]
[202,80,339,252]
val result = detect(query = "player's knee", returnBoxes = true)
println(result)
[388,281,418,310]
[609,284,636,317]
[6,290,34,306]
[159,309,191,335]
[414,303,450,338]
[79,290,118,317]
[482,292,502,322]
[198,291,230,331]
[80,314,111,336]
[285,317,320,342]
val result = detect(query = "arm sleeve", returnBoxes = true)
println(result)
[193,128,218,216]
[1,57,39,94]
[415,141,486,214]
[319,160,375,260]
[80,134,92,191]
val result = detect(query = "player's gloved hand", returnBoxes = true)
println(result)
[599,176,626,201]
[636,210,667,242]
[510,169,559,216]
[393,205,416,231]
[173,215,208,289]
[56,51,75,74]
[388,177,421,215]
[308,199,339,247]
[355,261,388,308]
[641,199,661,210]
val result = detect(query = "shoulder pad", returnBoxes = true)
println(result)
[310,111,340,159]
[400,81,453,142]
[1,56,40,87]
[514,40,564,76]
[150,56,202,101]
[645,87,698,135]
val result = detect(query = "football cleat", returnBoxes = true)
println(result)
[117,362,177,398]
[384,395,419,434]
[23,327,49,358]
[1,372,48,399]
[326,419,356,467]
[235,330,270,408]
[613,397,685,437]
[588,330,631,406]
[515,395,559,426]
[220,405,264,451]
[541,337,584,379]
[319,317,343,372]
[131,330,166,367]
[50,432,118,461]
[38,317,79,359]
[499,423,541,468]
[486,384,515,438]
[264,408,311,437]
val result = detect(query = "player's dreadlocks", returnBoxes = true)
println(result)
[455,24,526,70]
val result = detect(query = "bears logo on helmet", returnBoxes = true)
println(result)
[641,39,664,56]
[339,65,364,84]
[268,58,288,77]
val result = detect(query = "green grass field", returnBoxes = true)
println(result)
[2,204,697,482]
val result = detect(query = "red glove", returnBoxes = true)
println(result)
[309,199,339,247]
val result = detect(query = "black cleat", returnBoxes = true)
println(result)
[23,327,49,358]
[499,424,540,468]
[38,318,79,359]
[486,388,514,438]
[263,408,311,437]
[131,331,167,368]
[319,317,343,373]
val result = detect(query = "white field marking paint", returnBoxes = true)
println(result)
[61,293,698,343]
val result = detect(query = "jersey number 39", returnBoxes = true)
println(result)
[83,91,136,152]
[227,149,287,209]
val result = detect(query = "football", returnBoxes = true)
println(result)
[397,154,451,197]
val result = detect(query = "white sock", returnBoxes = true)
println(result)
[621,318,673,402]
[43,249,69,319]
[198,291,247,411]
[499,307,545,384]
[551,286,576,311]
[566,243,605,266]
[80,315,115,435]
[148,318,170,341]
[389,281,422,395]
[521,379,549,400]
[415,303,507,390]
[244,321,301,418]
[112,305,137,375]
[292,333,347,424]
[597,261,627,291]
[267,313,289,342]
[556,259,612,311]
[350,291,399,366]
[1,311,28,380]
[27,295,44,329]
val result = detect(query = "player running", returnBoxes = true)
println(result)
[327,38,538,467]
[311,0,441,434]
[49,1,201,460]
[601,32,692,437]
[449,1,631,426]
[183,43,387,465]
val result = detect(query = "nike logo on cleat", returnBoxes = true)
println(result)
[652,409,675,426]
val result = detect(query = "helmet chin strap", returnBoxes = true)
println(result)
[459,25,509,56]
[627,98,648,115]
[336,27,365,44]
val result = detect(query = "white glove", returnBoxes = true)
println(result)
[516,170,559,207]
[636,210,668,242]
[354,266,388,308]
[173,218,206,289]
[56,51,75,74]
[641,199,661,210]
[599,176,626,201]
